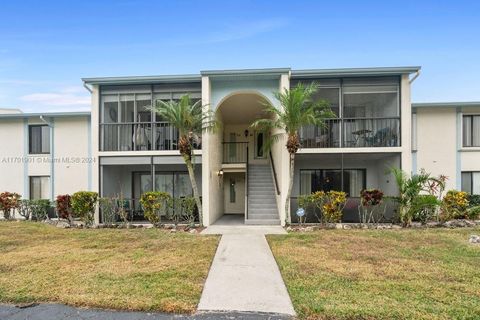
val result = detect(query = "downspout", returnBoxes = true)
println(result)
[83,82,93,93]
[409,70,421,84]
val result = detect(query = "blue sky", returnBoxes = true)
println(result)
[0,0,479,112]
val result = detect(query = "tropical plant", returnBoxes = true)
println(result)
[441,190,469,220]
[251,83,335,224]
[390,168,446,226]
[71,191,98,226]
[56,194,73,224]
[150,95,217,226]
[411,194,441,224]
[98,197,117,226]
[359,189,385,224]
[18,199,32,220]
[178,196,197,226]
[0,192,21,220]
[30,199,51,221]
[322,191,347,223]
[140,191,172,226]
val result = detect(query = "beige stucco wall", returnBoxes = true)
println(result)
[0,115,90,202]
[53,117,91,196]
[0,119,25,195]
[415,107,457,190]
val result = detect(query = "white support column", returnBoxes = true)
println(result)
[273,72,291,226]
[91,85,101,224]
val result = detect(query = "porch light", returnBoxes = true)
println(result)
[217,169,224,177]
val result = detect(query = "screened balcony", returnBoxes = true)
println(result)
[293,78,401,149]
[300,117,400,148]
[99,84,202,152]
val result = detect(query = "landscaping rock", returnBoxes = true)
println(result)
[342,224,352,230]
[286,226,293,232]
[335,223,343,229]
[391,224,402,229]
[189,229,198,234]
[304,226,314,232]
[469,235,480,244]
[426,221,442,228]
[411,222,423,228]
[56,221,70,228]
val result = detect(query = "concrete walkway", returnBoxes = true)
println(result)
[199,217,295,316]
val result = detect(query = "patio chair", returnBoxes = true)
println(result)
[364,127,397,147]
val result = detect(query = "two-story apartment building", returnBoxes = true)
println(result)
[1,66,480,226]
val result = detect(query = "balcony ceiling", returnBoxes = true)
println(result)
[218,93,271,124]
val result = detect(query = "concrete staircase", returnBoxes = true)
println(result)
[245,164,280,225]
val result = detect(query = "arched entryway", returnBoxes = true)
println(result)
[215,92,280,225]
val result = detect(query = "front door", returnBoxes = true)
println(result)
[223,172,245,215]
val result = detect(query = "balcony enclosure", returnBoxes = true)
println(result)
[99,83,201,151]
[100,160,201,223]
[293,77,401,148]
[291,153,400,223]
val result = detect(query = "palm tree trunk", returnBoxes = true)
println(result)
[185,157,203,226]
[284,152,295,225]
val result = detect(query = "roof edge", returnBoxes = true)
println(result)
[292,66,421,78]
[82,74,201,85]
[201,67,291,77]
[0,111,91,119]
[412,101,480,108]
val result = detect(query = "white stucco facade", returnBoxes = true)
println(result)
[2,67,480,225]
[0,112,91,201]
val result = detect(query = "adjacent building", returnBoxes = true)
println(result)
[1,67,479,225]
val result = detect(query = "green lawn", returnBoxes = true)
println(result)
[268,228,480,320]
[0,221,219,313]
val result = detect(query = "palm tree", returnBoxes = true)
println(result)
[390,167,446,226]
[251,83,335,224]
[151,95,217,226]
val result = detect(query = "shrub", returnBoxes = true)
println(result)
[30,199,51,221]
[322,191,347,223]
[178,196,197,226]
[441,190,469,220]
[18,199,32,220]
[56,194,73,224]
[71,191,98,226]
[0,192,21,220]
[467,194,480,207]
[411,194,441,224]
[359,189,385,224]
[140,191,171,226]
[306,191,326,223]
[98,197,117,226]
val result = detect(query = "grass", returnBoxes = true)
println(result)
[268,228,480,320]
[0,221,219,313]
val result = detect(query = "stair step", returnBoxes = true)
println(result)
[245,219,281,225]
[247,213,279,220]
[248,208,278,215]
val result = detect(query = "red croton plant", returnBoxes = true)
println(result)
[56,194,73,224]
[360,189,384,207]
[0,192,21,220]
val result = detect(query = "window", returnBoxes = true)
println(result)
[461,171,480,194]
[463,115,480,147]
[29,125,50,154]
[29,176,50,200]
[300,169,366,197]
